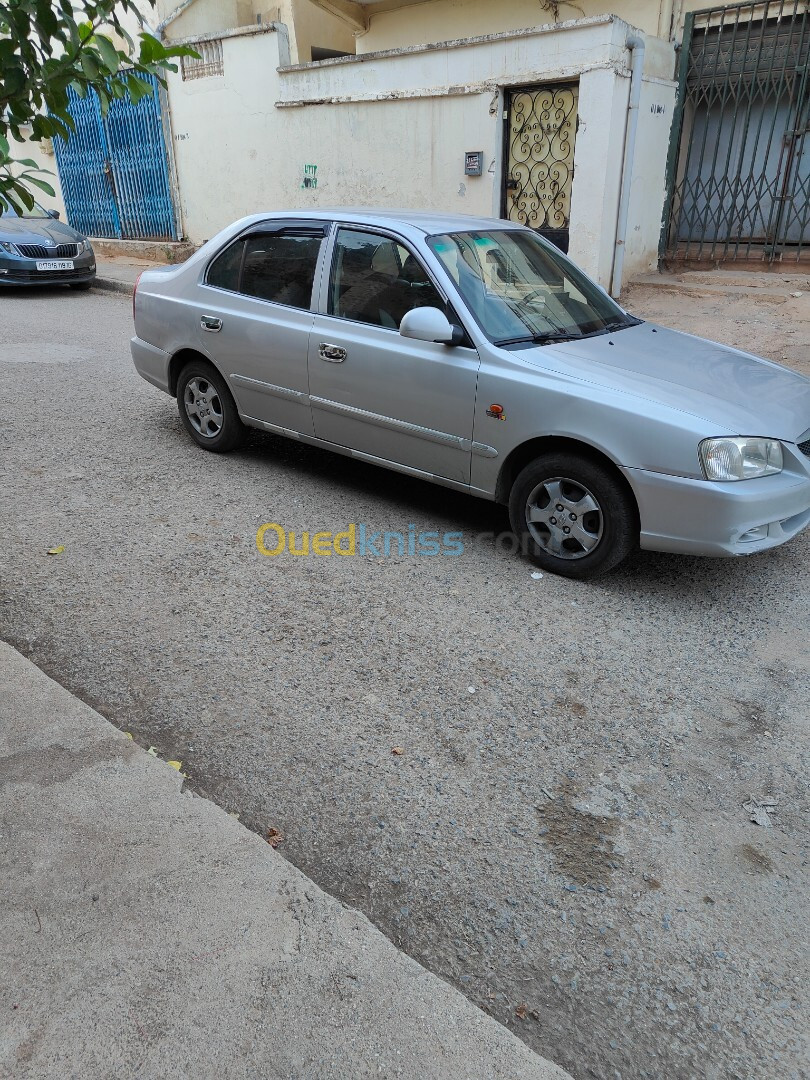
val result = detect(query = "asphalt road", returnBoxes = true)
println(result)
[1,287,807,1080]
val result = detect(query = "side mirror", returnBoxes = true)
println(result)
[399,306,464,345]
[47,209,61,219]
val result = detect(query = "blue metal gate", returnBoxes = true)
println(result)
[53,73,178,241]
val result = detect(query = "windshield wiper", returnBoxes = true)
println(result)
[494,331,582,347]
[599,316,641,332]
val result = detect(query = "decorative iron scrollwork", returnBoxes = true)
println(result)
[505,86,579,232]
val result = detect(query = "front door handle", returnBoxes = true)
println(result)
[319,342,347,363]
[201,315,222,332]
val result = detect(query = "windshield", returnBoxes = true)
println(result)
[3,201,50,219]
[427,229,638,345]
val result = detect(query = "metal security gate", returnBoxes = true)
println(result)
[664,1,810,263]
[53,73,178,241]
[502,84,579,252]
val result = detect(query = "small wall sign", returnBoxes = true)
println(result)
[301,163,318,189]
[464,151,484,176]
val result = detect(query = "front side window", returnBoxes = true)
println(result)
[427,229,638,345]
[329,228,444,329]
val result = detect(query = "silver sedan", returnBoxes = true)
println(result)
[131,210,810,578]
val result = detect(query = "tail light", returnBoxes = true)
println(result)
[133,271,144,322]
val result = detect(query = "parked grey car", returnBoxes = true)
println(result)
[0,203,95,288]
[131,210,810,578]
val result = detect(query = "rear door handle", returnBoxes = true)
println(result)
[201,315,222,332]
[319,342,347,363]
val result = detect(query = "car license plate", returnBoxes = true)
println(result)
[36,260,74,271]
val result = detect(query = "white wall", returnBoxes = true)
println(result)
[623,74,678,278]
[164,15,675,286]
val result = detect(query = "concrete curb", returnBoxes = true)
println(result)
[93,276,136,296]
[0,641,572,1080]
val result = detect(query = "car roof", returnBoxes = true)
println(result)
[246,208,525,235]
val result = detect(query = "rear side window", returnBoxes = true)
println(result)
[206,240,244,291]
[241,234,322,309]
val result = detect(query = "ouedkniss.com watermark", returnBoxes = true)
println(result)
[255,522,531,557]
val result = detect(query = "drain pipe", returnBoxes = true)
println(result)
[610,33,645,298]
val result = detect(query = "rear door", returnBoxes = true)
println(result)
[197,219,329,436]
[307,225,480,484]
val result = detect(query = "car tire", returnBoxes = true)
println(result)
[177,359,246,453]
[508,452,637,579]
[69,282,92,291]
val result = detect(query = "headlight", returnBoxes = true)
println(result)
[0,241,21,256]
[699,437,783,481]
[77,240,90,254]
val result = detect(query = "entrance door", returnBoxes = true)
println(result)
[53,74,177,241]
[502,84,579,253]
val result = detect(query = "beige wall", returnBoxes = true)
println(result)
[347,0,765,54]
[289,0,356,59]
[354,0,671,53]
[161,0,354,62]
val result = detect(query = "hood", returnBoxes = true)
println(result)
[516,322,810,443]
[0,216,87,246]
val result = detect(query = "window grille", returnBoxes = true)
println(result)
[181,39,224,80]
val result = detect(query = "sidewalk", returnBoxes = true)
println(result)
[0,642,570,1080]
[93,255,155,295]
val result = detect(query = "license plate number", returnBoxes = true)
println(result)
[36,260,74,271]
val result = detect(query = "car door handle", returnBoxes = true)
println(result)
[201,315,222,332]
[319,342,347,363]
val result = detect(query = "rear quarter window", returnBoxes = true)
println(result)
[206,240,244,291]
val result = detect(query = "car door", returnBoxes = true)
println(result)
[197,219,329,436]
[307,226,480,484]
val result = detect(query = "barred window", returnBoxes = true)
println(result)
[181,39,224,80]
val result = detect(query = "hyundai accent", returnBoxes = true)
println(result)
[131,210,810,578]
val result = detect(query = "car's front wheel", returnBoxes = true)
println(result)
[177,360,246,453]
[508,452,637,579]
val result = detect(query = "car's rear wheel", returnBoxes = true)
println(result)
[177,360,246,453]
[508,453,637,579]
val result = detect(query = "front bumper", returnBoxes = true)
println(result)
[624,450,810,556]
[0,252,96,286]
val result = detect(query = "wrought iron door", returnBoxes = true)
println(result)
[502,84,579,252]
[53,74,177,241]
[664,1,810,262]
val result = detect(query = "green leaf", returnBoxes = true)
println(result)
[0,136,8,158]
[126,74,153,105]
[13,183,35,211]
[25,175,56,196]
[80,51,100,80]
[94,34,120,74]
